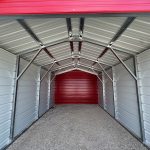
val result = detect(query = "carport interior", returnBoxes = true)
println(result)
[0,16,150,149]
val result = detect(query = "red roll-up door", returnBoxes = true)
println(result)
[54,70,98,104]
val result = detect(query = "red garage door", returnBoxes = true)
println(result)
[54,70,98,104]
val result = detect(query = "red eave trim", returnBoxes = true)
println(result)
[0,0,150,15]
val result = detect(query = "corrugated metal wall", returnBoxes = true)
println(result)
[137,50,150,146]
[39,69,50,117]
[0,49,16,149]
[103,69,115,117]
[54,70,98,104]
[113,58,141,138]
[14,59,40,137]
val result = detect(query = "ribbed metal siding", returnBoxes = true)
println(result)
[113,58,141,137]
[103,68,115,116]
[14,59,40,137]
[39,69,50,116]
[137,49,150,146]
[0,48,16,149]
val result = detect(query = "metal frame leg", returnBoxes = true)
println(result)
[133,56,145,142]
[10,55,20,139]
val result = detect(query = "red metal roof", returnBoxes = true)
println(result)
[0,0,150,15]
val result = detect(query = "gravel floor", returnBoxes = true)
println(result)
[7,105,148,150]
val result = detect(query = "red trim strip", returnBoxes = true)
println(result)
[0,0,150,15]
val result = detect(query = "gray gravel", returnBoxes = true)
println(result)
[7,105,148,150]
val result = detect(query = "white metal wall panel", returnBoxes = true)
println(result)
[39,69,50,116]
[103,68,115,116]
[14,59,40,137]
[114,58,141,138]
[137,49,150,146]
[0,48,16,149]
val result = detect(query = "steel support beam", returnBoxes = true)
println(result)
[42,56,71,67]
[43,48,60,66]
[92,17,135,66]
[42,55,111,68]
[133,56,145,141]
[78,63,100,73]
[96,62,113,82]
[78,17,84,60]
[112,67,117,118]
[52,62,100,73]
[109,47,137,80]
[55,65,98,76]
[18,19,60,65]
[37,67,41,118]
[102,72,106,110]
[66,18,74,53]
[16,39,68,56]
[80,56,112,67]
[17,47,44,80]
[84,38,136,55]
[18,19,41,44]
[66,18,75,66]
[10,55,20,139]
[40,62,55,82]
[66,18,72,37]
[110,17,135,44]
[53,63,73,72]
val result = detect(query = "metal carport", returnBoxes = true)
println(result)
[0,0,150,149]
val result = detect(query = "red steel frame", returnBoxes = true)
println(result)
[0,0,150,15]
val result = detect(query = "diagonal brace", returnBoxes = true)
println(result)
[40,62,55,82]
[17,47,44,81]
[109,46,137,80]
[96,62,113,82]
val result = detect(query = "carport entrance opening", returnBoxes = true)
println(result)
[0,2,150,149]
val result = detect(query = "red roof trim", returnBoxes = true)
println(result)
[0,0,150,15]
